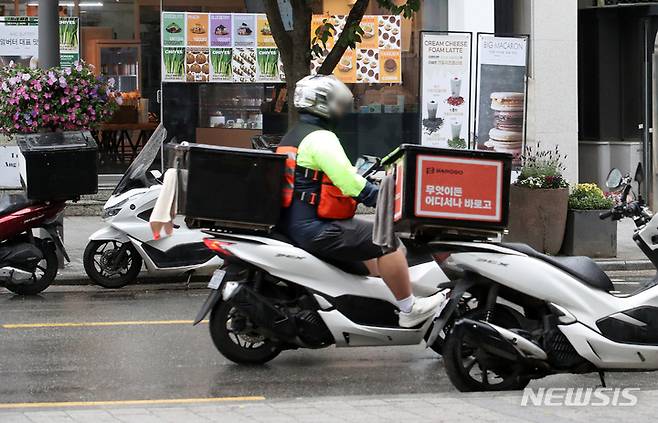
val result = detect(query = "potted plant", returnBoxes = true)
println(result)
[561,183,616,257]
[505,144,570,255]
[0,61,117,135]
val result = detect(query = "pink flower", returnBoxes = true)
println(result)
[21,73,30,81]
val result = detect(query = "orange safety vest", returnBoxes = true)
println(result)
[276,125,357,220]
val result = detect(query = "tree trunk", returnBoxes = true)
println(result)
[317,0,369,75]
[264,0,312,128]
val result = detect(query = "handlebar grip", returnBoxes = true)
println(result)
[599,210,613,220]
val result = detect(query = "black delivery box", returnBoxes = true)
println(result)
[382,144,512,239]
[173,143,286,231]
[16,131,98,201]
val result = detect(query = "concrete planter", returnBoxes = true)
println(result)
[562,209,617,258]
[505,185,569,255]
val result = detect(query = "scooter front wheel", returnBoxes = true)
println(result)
[83,240,142,288]
[209,300,281,365]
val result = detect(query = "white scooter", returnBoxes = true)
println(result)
[84,130,221,288]
[427,165,658,391]
[193,159,451,364]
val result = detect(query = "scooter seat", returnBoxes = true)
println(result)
[0,193,37,217]
[502,243,614,292]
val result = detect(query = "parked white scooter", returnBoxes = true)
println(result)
[84,130,221,288]
[428,165,658,391]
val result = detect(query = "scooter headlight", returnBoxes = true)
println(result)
[102,198,129,219]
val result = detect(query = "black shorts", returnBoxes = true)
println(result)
[303,218,397,262]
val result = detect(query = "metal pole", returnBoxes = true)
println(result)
[38,0,60,69]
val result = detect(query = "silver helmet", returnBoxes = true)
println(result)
[293,75,353,119]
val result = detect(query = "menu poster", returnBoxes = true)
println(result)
[210,47,233,81]
[233,14,256,48]
[256,14,275,48]
[185,47,210,82]
[232,47,257,82]
[309,14,402,84]
[186,13,209,47]
[420,32,472,149]
[162,12,185,46]
[256,48,280,81]
[0,17,80,67]
[209,13,231,47]
[333,49,356,83]
[474,34,528,166]
[162,46,185,81]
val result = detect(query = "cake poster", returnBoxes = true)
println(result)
[310,14,402,84]
[419,32,472,149]
[162,12,185,46]
[209,14,231,47]
[186,13,209,47]
[475,34,528,166]
[256,14,275,48]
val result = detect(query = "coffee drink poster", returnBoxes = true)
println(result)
[419,32,472,149]
[475,34,528,165]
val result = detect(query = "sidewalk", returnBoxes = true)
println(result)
[1,391,658,422]
[55,216,651,285]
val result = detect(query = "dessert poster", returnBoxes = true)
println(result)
[232,14,256,48]
[475,34,528,166]
[333,49,356,83]
[419,32,472,149]
[186,13,209,47]
[162,12,185,46]
[256,14,275,48]
[209,14,231,47]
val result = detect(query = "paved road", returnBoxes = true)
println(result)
[0,272,657,420]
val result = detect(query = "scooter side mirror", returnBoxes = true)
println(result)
[605,168,623,191]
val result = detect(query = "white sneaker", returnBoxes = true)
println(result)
[398,291,449,328]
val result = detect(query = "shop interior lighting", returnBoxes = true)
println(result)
[27,2,104,6]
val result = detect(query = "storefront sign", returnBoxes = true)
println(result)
[474,34,528,167]
[414,155,503,222]
[419,32,472,149]
[0,145,20,189]
[310,14,402,84]
[0,17,80,68]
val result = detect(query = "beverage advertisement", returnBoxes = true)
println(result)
[414,155,503,223]
[186,13,209,47]
[162,12,185,46]
[232,14,256,48]
[256,14,275,48]
[0,17,80,68]
[474,34,528,166]
[419,32,472,149]
[209,13,231,47]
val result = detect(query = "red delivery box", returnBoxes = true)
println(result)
[382,144,512,239]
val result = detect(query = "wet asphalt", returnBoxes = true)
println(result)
[1,273,658,405]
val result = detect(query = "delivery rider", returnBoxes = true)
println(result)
[276,75,447,328]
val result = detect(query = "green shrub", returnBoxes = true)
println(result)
[568,183,614,210]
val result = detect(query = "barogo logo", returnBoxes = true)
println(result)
[521,387,640,407]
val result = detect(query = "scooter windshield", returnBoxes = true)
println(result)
[112,124,167,196]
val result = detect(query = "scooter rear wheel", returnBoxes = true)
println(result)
[209,300,281,365]
[5,239,57,296]
[83,240,142,288]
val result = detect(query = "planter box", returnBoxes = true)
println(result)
[505,185,569,255]
[562,209,617,258]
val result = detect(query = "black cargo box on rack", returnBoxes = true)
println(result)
[16,131,98,201]
[173,143,286,231]
[382,144,512,239]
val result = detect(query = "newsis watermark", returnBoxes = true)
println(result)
[521,387,640,407]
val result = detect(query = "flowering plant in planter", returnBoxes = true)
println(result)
[515,143,569,189]
[0,61,118,135]
[568,183,614,210]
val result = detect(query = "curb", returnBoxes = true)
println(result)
[594,259,654,272]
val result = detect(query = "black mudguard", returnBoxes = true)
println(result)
[194,288,223,325]
[426,278,475,347]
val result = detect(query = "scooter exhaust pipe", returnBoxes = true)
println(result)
[453,318,547,361]
[0,266,34,284]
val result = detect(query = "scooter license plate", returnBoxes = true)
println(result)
[207,269,226,290]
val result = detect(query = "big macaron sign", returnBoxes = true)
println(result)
[475,34,528,168]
